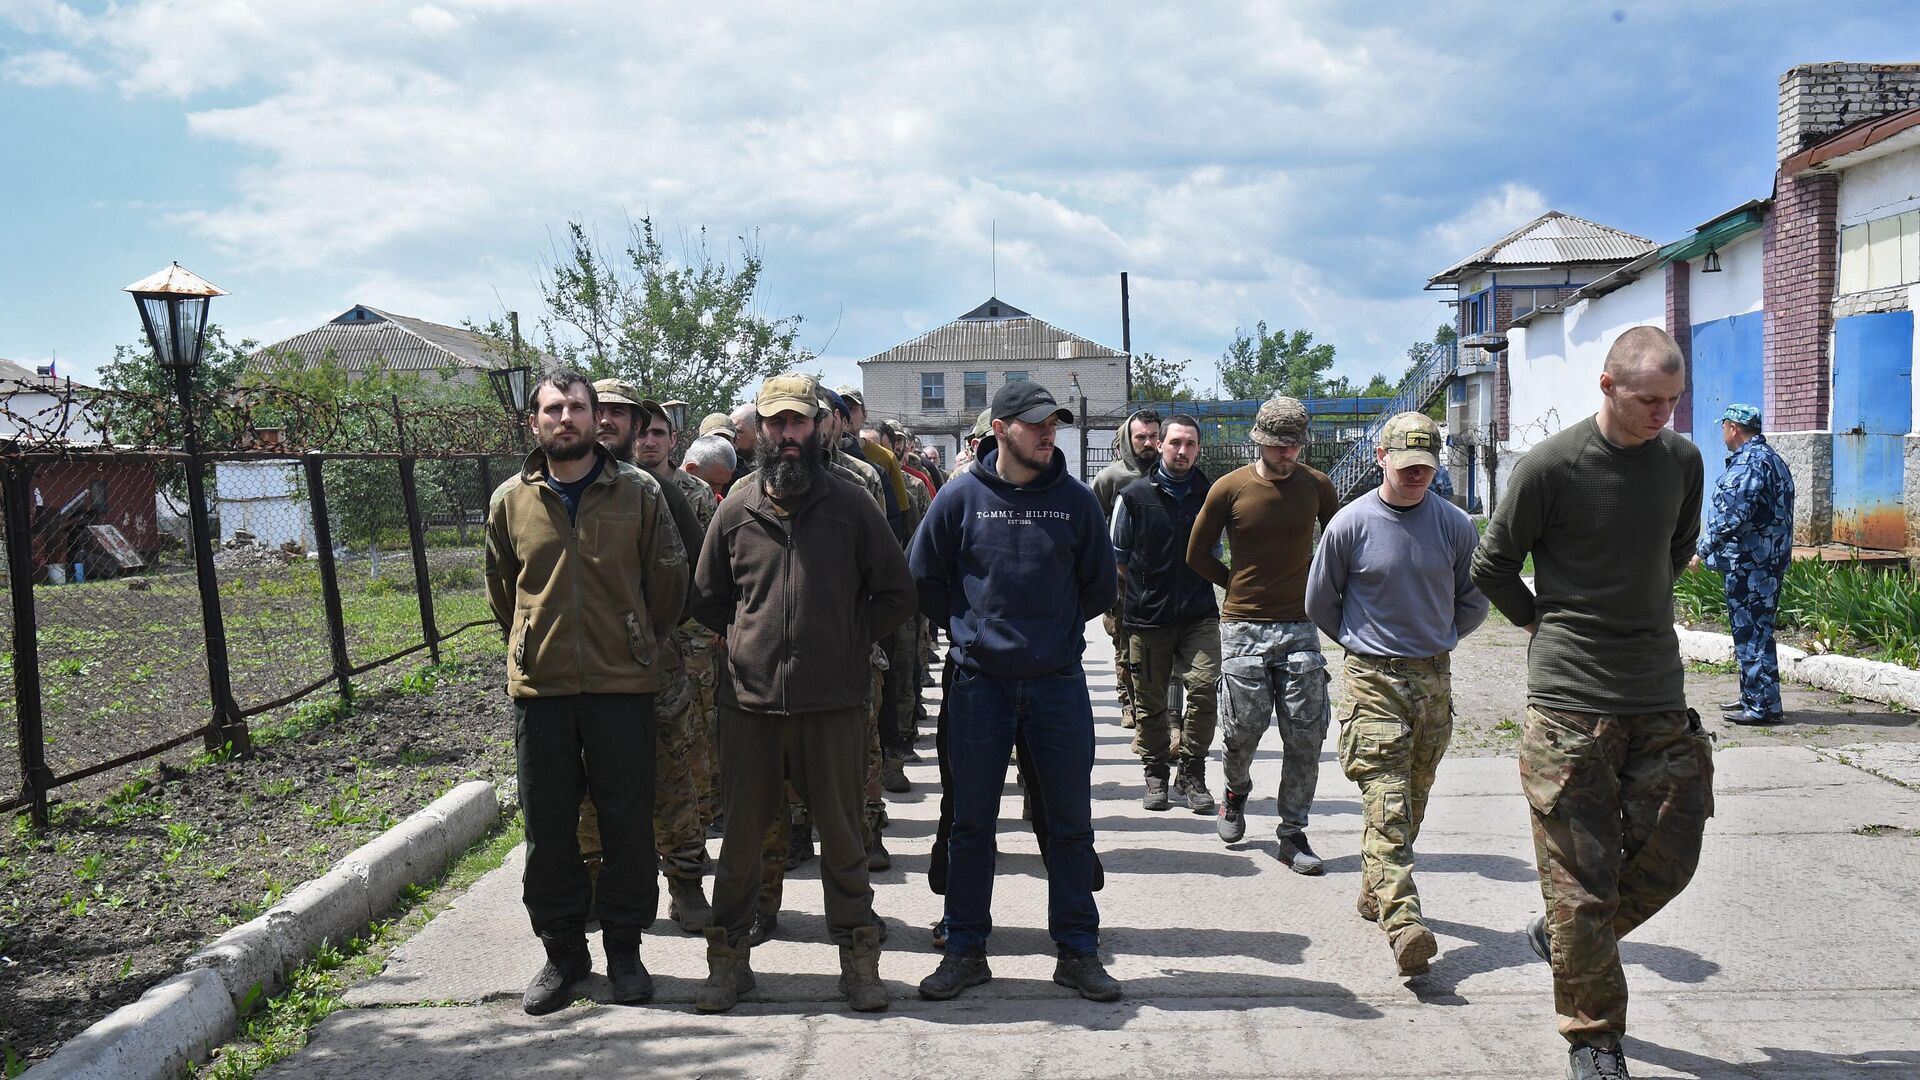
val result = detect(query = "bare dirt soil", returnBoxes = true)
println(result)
[0,653,514,1068]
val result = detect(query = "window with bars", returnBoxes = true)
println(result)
[964,371,988,411]
[921,372,945,411]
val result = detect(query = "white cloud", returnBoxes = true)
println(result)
[2,48,95,87]
[19,0,1816,402]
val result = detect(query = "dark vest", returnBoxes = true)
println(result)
[1117,468,1218,629]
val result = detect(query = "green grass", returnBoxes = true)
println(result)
[1676,560,1920,667]
[191,814,524,1079]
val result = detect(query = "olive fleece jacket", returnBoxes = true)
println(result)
[485,445,689,699]
[692,472,917,716]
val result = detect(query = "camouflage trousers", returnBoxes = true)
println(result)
[1521,704,1714,1047]
[1725,564,1785,719]
[756,662,886,915]
[1129,617,1220,767]
[1218,620,1331,835]
[1338,652,1452,934]
[682,625,721,823]
[882,621,920,755]
[1103,601,1137,724]
[579,638,707,884]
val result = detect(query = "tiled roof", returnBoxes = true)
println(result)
[252,305,548,374]
[861,298,1124,366]
[1428,211,1656,286]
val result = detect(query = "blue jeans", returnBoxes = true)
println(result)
[942,666,1099,956]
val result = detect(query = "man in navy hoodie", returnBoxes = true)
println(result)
[908,380,1122,1003]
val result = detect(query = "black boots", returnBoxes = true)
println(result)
[523,933,591,1016]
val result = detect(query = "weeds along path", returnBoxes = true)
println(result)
[0,648,514,1068]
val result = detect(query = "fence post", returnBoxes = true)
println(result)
[398,457,441,664]
[477,456,494,507]
[3,462,52,827]
[180,452,250,756]
[303,455,353,703]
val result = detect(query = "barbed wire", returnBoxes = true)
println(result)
[0,383,522,458]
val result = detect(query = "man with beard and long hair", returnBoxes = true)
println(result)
[909,380,1122,1004]
[575,380,713,935]
[691,374,916,1014]
[484,371,687,1014]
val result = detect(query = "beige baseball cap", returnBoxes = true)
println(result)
[697,412,737,438]
[1379,411,1442,471]
[591,379,664,423]
[757,373,820,418]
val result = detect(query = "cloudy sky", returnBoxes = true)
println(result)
[2,1,1913,401]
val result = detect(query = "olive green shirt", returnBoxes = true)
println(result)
[1470,416,1704,714]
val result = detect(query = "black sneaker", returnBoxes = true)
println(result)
[1052,950,1123,1002]
[1216,788,1247,843]
[1566,1042,1631,1079]
[1717,699,1745,712]
[749,911,779,946]
[1275,831,1324,875]
[918,951,992,1000]
[1525,915,1551,963]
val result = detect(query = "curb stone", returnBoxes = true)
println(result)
[26,780,500,1080]
[1676,624,1920,712]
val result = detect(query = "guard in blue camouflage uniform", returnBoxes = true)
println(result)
[1696,403,1794,725]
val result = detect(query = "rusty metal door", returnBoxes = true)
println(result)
[1830,311,1912,550]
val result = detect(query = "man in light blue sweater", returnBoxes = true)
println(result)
[1305,412,1488,976]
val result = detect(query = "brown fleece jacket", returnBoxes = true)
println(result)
[485,446,689,698]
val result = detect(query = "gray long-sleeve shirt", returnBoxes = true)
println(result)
[1305,491,1489,658]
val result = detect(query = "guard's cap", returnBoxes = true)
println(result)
[1719,403,1763,430]
[757,373,819,419]
[991,380,1073,425]
[1250,396,1310,447]
[1379,411,1442,471]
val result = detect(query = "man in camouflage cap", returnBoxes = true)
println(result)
[1698,403,1794,726]
[590,379,714,934]
[698,412,738,441]
[1187,395,1340,874]
[1306,411,1488,975]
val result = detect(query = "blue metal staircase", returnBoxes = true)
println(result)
[1324,342,1459,498]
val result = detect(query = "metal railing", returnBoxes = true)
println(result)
[1324,342,1460,498]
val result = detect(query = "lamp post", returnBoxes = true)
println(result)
[488,364,532,448]
[661,399,690,434]
[124,262,249,755]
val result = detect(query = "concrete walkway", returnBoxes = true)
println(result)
[266,627,1920,1079]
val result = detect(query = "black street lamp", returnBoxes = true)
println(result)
[124,262,248,755]
[489,364,532,448]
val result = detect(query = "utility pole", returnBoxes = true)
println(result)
[1120,272,1132,405]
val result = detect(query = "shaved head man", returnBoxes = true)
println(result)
[1471,324,1706,1080]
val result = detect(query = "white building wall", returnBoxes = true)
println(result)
[859,358,1128,439]
[215,461,315,549]
[1497,272,1667,499]
[1688,229,1765,324]
[1838,148,1920,226]
[0,391,106,442]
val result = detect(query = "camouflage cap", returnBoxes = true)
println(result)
[757,372,819,419]
[697,412,737,438]
[1250,395,1310,447]
[834,384,865,408]
[1379,411,1442,471]
[591,379,664,424]
[1719,403,1762,430]
[970,407,993,441]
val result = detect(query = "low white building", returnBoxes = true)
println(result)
[857,297,1128,480]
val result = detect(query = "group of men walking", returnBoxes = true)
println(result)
[485,323,1784,1080]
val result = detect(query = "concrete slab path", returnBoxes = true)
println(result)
[265,623,1920,1079]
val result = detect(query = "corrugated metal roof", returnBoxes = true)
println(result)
[0,357,71,390]
[861,299,1124,366]
[252,305,549,374]
[1428,211,1656,286]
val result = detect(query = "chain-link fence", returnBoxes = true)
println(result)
[1,450,513,822]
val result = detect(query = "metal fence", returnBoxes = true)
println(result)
[1080,438,1349,483]
[1,381,523,824]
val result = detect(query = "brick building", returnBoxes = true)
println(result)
[857,297,1128,478]
[1468,62,1920,555]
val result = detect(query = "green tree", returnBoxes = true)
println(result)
[1130,352,1197,402]
[535,216,813,419]
[1218,322,1337,400]
[95,324,256,448]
